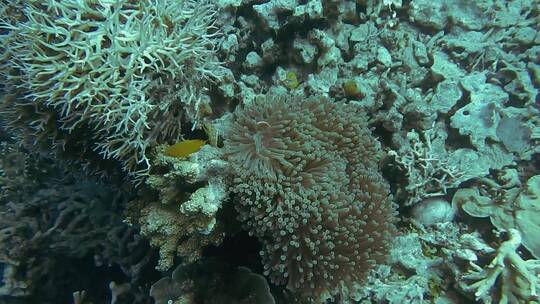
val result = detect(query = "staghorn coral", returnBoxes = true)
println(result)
[223,93,398,302]
[0,0,224,177]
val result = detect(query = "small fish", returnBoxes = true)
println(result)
[284,71,300,90]
[164,139,206,158]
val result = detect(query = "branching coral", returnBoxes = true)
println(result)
[0,0,224,177]
[460,229,540,303]
[389,129,465,205]
[0,154,154,302]
[127,145,230,271]
[224,93,398,302]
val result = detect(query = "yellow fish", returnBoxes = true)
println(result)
[164,139,206,158]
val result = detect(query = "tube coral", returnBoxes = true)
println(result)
[224,93,398,302]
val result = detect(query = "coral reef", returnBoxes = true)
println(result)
[0,0,539,303]
[223,93,398,301]
[453,171,540,260]
[389,129,466,206]
[351,222,487,303]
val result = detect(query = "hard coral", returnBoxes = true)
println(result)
[0,0,224,177]
[127,145,229,271]
[224,93,398,302]
[460,229,540,303]
[389,129,466,206]
[453,172,540,260]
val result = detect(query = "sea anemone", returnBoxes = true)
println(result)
[224,93,398,302]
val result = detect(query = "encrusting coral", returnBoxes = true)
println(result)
[0,0,224,177]
[224,93,398,302]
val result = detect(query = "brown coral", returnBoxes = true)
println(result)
[126,145,229,271]
[223,93,397,301]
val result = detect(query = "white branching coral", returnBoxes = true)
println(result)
[460,229,540,303]
[0,0,224,177]
[390,129,465,205]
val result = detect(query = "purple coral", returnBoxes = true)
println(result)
[224,93,397,301]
